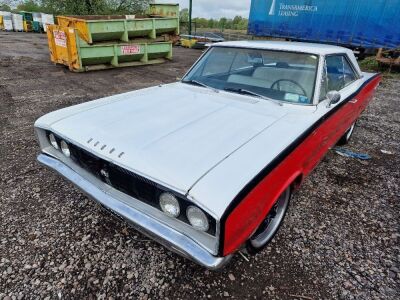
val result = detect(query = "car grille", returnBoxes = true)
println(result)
[45,130,216,236]
[63,141,216,236]
[68,143,161,208]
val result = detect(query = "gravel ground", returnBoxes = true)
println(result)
[0,32,399,300]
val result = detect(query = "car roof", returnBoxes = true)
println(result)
[212,40,353,56]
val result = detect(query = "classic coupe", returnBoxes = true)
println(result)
[35,41,381,269]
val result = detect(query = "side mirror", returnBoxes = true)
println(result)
[326,91,341,107]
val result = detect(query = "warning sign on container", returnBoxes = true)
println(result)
[121,45,141,55]
[54,30,67,48]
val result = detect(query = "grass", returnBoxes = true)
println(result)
[359,56,400,79]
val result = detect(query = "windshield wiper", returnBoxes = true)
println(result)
[224,87,283,106]
[182,79,219,92]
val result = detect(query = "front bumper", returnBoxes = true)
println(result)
[37,154,231,270]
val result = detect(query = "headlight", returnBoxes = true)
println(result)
[60,140,70,157]
[49,133,59,149]
[159,192,180,218]
[187,206,209,232]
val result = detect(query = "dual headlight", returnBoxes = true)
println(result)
[49,133,71,158]
[159,192,209,232]
[48,132,211,233]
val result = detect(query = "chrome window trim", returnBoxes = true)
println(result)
[182,45,320,106]
[318,53,362,102]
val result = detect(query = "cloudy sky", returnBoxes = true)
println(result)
[158,0,251,19]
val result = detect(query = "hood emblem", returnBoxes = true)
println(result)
[100,168,111,185]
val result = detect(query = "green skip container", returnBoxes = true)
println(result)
[47,24,173,72]
[47,3,178,72]
[57,4,179,44]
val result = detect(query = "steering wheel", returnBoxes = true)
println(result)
[270,79,307,97]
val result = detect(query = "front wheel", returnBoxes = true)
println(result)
[246,188,291,254]
[337,121,356,146]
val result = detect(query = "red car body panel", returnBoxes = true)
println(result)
[222,74,381,256]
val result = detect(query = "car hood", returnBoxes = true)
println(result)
[45,83,288,195]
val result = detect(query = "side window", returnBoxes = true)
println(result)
[342,59,358,84]
[325,55,358,93]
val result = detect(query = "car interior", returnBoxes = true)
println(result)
[185,48,319,104]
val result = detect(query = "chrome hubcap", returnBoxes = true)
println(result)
[250,189,290,248]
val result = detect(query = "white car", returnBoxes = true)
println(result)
[35,41,381,269]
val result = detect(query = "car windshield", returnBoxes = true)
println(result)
[183,47,319,104]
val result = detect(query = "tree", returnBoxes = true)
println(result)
[193,17,208,28]
[0,4,11,11]
[17,0,42,12]
[40,0,150,15]
[0,0,14,11]
[207,18,215,28]
[180,8,189,22]
[219,17,227,30]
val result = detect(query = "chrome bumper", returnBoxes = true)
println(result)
[37,154,231,270]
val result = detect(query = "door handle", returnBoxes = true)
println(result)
[349,98,358,104]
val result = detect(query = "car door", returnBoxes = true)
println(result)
[301,54,363,172]
[321,54,361,133]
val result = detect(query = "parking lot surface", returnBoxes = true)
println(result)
[0,32,399,299]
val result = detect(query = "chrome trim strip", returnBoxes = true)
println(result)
[37,154,231,270]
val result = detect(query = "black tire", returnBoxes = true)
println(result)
[246,187,291,255]
[337,121,356,146]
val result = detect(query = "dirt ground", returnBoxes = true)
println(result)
[0,32,399,300]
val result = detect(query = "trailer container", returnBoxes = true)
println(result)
[47,24,173,72]
[56,4,179,44]
[248,0,400,50]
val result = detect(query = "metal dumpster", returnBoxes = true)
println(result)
[32,12,42,32]
[46,3,178,72]
[149,3,179,17]
[47,25,173,72]
[41,13,54,32]
[12,14,23,32]
[57,4,179,44]
[0,12,13,31]
[19,11,33,32]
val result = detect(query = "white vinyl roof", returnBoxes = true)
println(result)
[213,40,353,56]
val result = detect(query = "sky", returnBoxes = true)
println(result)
[158,0,251,19]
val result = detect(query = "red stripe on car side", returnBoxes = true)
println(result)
[222,75,381,256]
